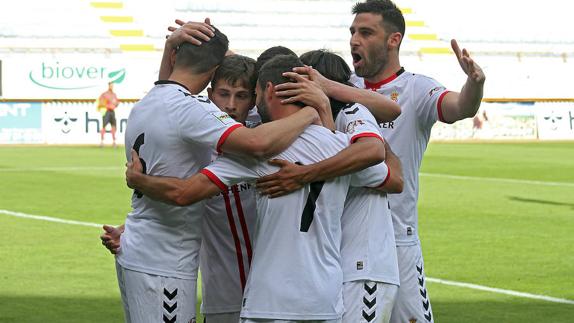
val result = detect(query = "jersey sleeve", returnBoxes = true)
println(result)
[201,154,262,190]
[173,95,243,153]
[414,76,451,128]
[335,103,383,143]
[350,161,390,188]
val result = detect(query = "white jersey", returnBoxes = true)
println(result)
[351,69,450,245]
[118,80,242,279]
[335,103,399,285]
[200,182,257,314]
[203,125,389,320]
[200,115,261,315]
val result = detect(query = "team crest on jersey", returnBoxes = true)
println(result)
[210,111,235,125]
[428,86,446,97]
[390,91,399,102]
[346,120,365,134]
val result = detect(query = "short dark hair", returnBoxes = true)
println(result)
[258,54,305,107]
[300,50,352,118]
[352,0,405,38]
[174,26,229,74]
[255,46,297,75]
[211,55,257,92]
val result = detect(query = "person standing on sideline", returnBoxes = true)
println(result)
[98,81,119,147]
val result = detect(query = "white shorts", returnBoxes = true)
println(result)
[116,261,198,323]
[203,312,240,323]
[390,243,434,323]
[241,319,341,323]
[343,280,398,323]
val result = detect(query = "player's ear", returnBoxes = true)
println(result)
[387,32,402,50]
[265,81,274,100]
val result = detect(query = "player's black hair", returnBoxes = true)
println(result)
[352,0,405,41]
[174,26,229,74]
[258,54,305,108]
[300,49,353,118]
[211,55,257,93]
[255,46,297,75]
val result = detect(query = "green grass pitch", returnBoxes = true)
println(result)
[0,142,573,322]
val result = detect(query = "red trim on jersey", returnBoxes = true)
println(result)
[216,124,243,154]
[232,185,253,265]
[437,90,452,123]
[350,132,384,144]
[379,165,392,188]
[200,169,227,191]
[223,191,247,291]
[363,67,405,91]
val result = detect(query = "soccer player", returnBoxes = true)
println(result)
[113,24,320,323]
[256,1,486,322]
[200,54,259,323]
[296,49,402,323]
[102,54,260,323]
[124,54,391,323]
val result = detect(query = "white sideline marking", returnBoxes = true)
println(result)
[420,173,574,188]
[0,209,103,228]
[2,208,573,305]
[427,277,574,305]
[0,166,121,172]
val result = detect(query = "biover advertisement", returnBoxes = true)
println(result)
[1,53,159,99]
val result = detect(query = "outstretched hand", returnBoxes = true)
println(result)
[166,18,215,47]
[451,39,485,84]
[125,149,144,189]
[256,159,311,198]
[100,224,124,255]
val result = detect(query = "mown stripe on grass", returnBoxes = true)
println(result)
[420,173,574,188]
[427,277,574,305]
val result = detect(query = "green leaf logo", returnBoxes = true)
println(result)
[108,68,126,84]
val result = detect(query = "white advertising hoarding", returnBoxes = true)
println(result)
[42,102,133,145]
[0,53,161,99]
[536,102,574,140]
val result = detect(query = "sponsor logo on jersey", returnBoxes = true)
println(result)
[428,86,446,97]
[346,119,365,134]
[211,111,235,125]
[390,91,399,102]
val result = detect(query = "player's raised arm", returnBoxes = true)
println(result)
[439,39,486,123]
[220,97,320,159]
[283,66,401,123]
[159,19,215,80]
[126,150,222,206]
[256,136,385,198]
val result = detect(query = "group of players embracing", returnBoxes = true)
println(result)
[100,1,485,322]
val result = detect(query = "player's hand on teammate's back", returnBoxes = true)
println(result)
[451,39,485,84]
[256,159,312,198]
[100,224,124,254]
[125,149,144,189]
[166,18,215,47]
